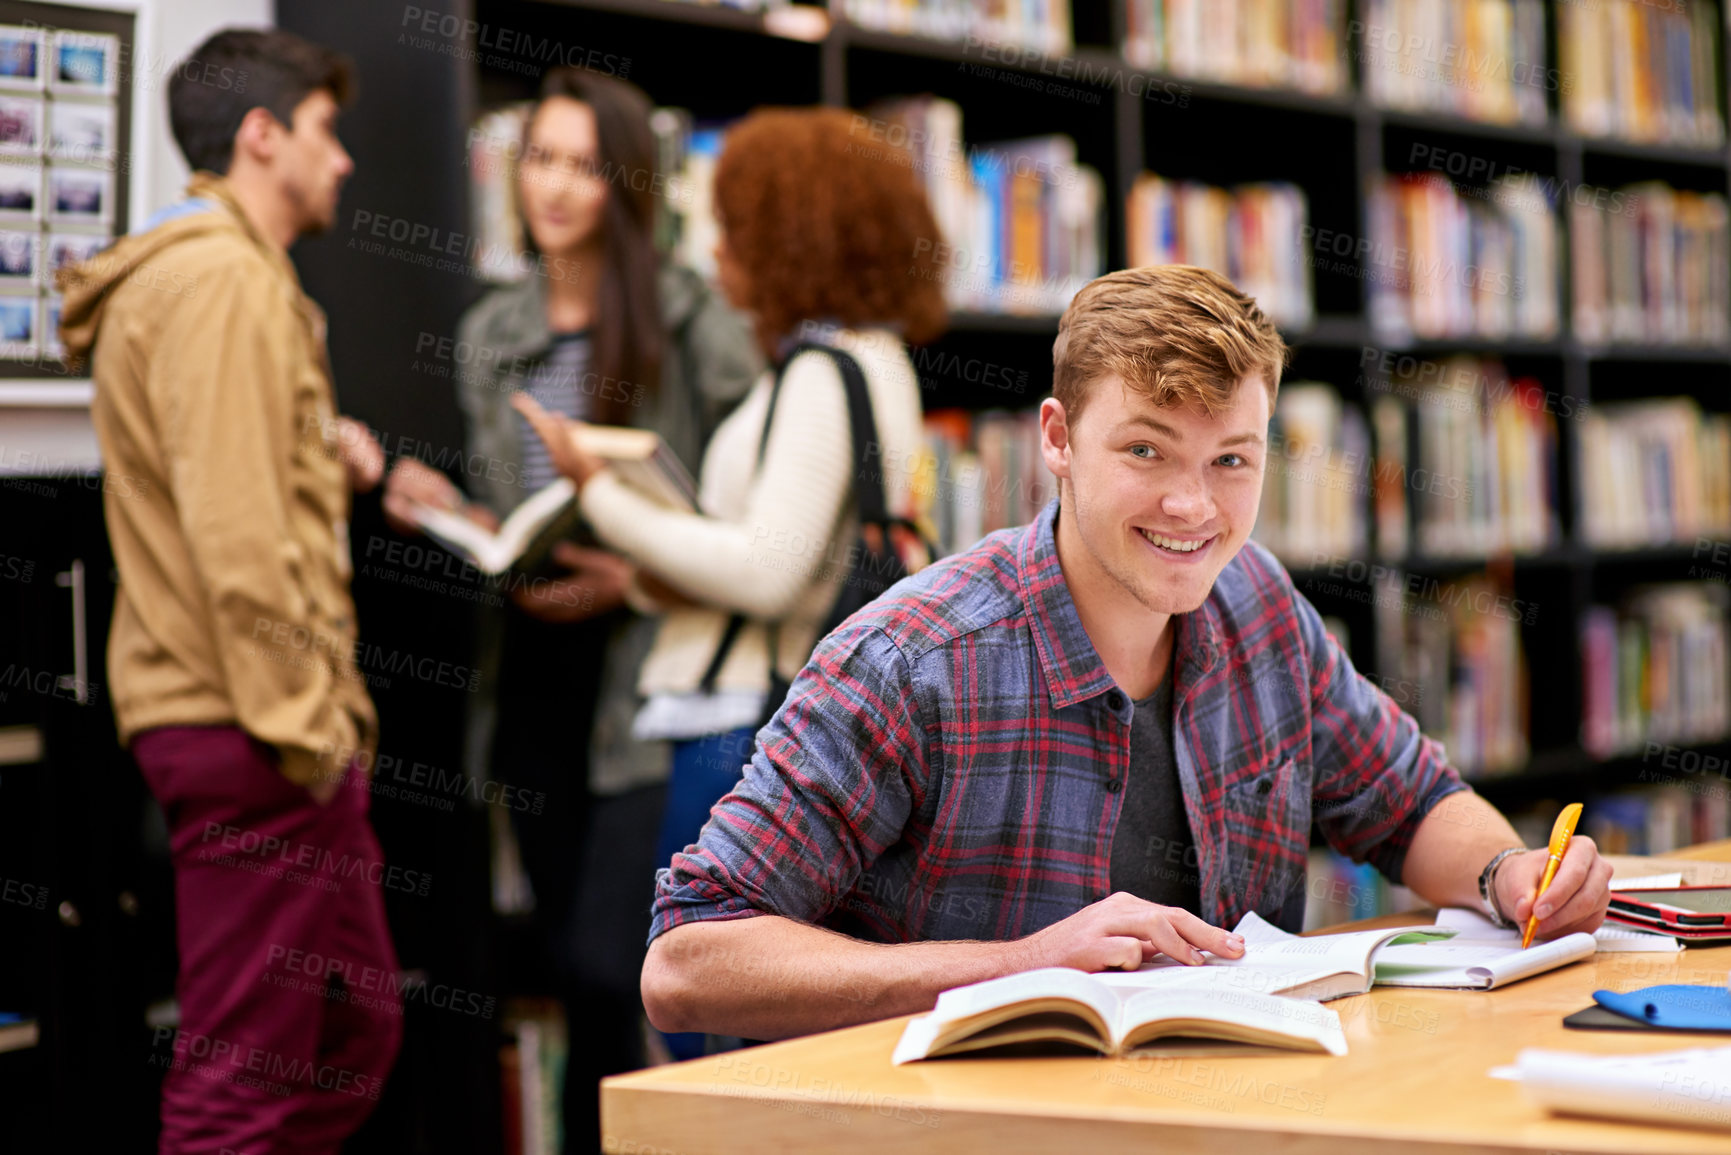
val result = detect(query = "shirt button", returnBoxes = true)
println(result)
[1106,778,1123,793]
[1105,691,1125,711]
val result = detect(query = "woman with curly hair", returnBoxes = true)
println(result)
[517,106,947,1026]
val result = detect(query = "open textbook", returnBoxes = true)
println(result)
[890,966,1347,1064]
[1098,913,1455,1001]
[1494,1045,1731,1131]
[409,426,698,576]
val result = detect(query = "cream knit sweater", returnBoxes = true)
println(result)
[579,327,925,702]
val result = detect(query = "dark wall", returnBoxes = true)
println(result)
[273,4,498,1152]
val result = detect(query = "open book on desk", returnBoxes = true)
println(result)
[1097,913,1456,1002]
[891,966,1347,1064]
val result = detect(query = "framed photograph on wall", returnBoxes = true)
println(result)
[45,232,100,285]
[47,164,108,223]
[0,291,38,355]
[0,160,39,218]
[0,92,40,155]
[47,100,112,163]
[0,26,43,91]
[50,30,116,96]
[0,227,36,285]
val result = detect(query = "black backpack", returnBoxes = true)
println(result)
[697,340,937,730]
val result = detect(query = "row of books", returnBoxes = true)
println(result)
[1577,399,1731,550]
[1398,357,1560,558]
[840,0,1072,54]
[1373,568,1530,776]
[500,999,567,1155]
[872,96,1105,316]
[1367,172,1561,343]
[1255,362,1561,564]
[1570,183,1731,348]
[1360,0,1548,127]
[1124,0,1348,94]
[1581,583,1731,760]
[1570,783,1731,858]
[1255,383,1369,560]
[1302,846,1419,930]
[915,408,1056,556]
[1126,174,1314,329]
[1558,0,1724,148]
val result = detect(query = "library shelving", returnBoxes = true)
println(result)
[452,0,1731,823]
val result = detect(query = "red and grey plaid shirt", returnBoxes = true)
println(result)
[648,499,1467,944]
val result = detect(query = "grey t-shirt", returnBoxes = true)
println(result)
[1107,671,1201,912]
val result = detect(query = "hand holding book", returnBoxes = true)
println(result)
[511,391,607,491]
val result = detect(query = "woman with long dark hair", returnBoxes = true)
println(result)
[383,67,760,1152]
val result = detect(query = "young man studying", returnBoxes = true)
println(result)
[640,265,1613,1041]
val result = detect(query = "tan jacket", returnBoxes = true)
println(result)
[59,173,376,786]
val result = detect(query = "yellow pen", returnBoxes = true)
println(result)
[1522,802,1584,949]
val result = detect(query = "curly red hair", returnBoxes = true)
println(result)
[713,107,948,355]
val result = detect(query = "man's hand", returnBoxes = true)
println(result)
[1493,835,1613,940]
[335,416,385,494]
[1013,892,1246,972]
[510,542,631,623]
[382,458,499,537]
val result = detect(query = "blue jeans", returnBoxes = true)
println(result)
[658,726,757,1061]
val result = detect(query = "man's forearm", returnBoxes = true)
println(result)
[1400,790,1524,909]
[642,915,1026,1041]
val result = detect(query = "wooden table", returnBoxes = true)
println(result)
[602,849,1731,1153]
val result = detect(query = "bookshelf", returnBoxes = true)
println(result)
[468,0,1731,943]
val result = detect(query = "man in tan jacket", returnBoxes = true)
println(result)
[59,29,398,1155]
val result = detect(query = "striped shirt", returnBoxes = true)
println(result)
[516,330,592,493]
[647,498,1468,945]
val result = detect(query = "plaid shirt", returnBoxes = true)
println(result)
[648,499,1467,945]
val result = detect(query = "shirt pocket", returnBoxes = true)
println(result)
[1220,756,1311,917]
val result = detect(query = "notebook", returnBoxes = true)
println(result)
[1435,905,1681,954]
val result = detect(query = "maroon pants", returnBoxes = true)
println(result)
[134,726,402,1155]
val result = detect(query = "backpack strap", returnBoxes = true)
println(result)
[698,340,884,696]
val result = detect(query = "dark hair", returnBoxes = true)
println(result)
[168,28,355,175]
[522,67,663,425]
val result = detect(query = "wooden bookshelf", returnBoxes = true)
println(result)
[464,0,1731,818]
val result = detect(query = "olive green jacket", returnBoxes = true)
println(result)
[456,263,762,793]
